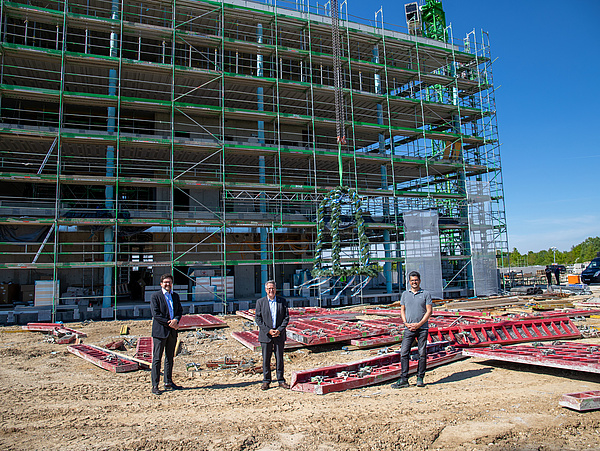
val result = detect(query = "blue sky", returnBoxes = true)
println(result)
[342,0,600,253]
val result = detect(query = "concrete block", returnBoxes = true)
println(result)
[101,307,113,319]
[38,310,52,322]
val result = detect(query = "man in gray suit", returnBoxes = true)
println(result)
[255,280,290,390]
[150,273,183,395]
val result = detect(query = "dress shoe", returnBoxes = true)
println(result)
[278,382,290,389]
[261,382,270,390]
[164,382,182,391]
[151,386,161,395]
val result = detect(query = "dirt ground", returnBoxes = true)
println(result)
[2,301,600,451]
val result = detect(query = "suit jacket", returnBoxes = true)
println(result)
[255,295,289,343]
[151,289,183,339]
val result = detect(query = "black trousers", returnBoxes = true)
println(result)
[260,336,285,383]
[400,326,429,380]
[151,329,177,387]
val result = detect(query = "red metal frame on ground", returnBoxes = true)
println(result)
[462,342,600,374]
[286,318,387,345]
[135,337,153,364]
[178,314,227,330]
[363,309,489,318]
[350,333,404,348]
[428,317,581,347]
[67,344,139,372]
[22,322,87,338]
[512,309,600,320]
[236,308,358,322]
[559,391,600,411]
[231,330,304,352]
[290,341,463,394]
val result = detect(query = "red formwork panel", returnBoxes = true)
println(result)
[358,318,404,333]
[462,342,600,374]
[178,314,227,330]
[360,315,482,330]
[349,318,404,348]
[290,341,463,394]
[236,308,359,322]
[364,309,489,318]
[513,309,600,320]
[428,317,581,347]
[350,333,404,348]
[286,318,387,345]
[350,317,472,349]
[362,308,403,317]
[135,337,153,364]
[22,322,63,331]
[559,391,600,411]
[231,330,304,352]
[23,322,87,338]
[67,344,139,372]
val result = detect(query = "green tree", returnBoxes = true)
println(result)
[507,236,600,266]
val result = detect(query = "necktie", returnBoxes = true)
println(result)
[165,292,174,319]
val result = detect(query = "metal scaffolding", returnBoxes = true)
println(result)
[0,0,508,319]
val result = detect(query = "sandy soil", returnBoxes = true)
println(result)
[1,309,600,451]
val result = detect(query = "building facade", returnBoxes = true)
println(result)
[0,0,507,318]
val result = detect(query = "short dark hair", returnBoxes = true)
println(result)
[160,274,174,283]
[408,271,421,281]
[265,280,276,288]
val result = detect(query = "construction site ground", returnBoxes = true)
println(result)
[2,292,600,450]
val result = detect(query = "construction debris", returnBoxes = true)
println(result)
[186,362,202,372]
[559,391,600,412]
[103,340,126,351]
[22,322,87,339]
[511,286,544,296]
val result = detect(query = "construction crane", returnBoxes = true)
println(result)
[309,0,378,298]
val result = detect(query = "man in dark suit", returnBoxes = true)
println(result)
[255,280,290,390]
[150,273,183,395]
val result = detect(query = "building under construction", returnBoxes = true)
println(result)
[0,0,508,320]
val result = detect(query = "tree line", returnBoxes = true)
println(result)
[499,236,600,268]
